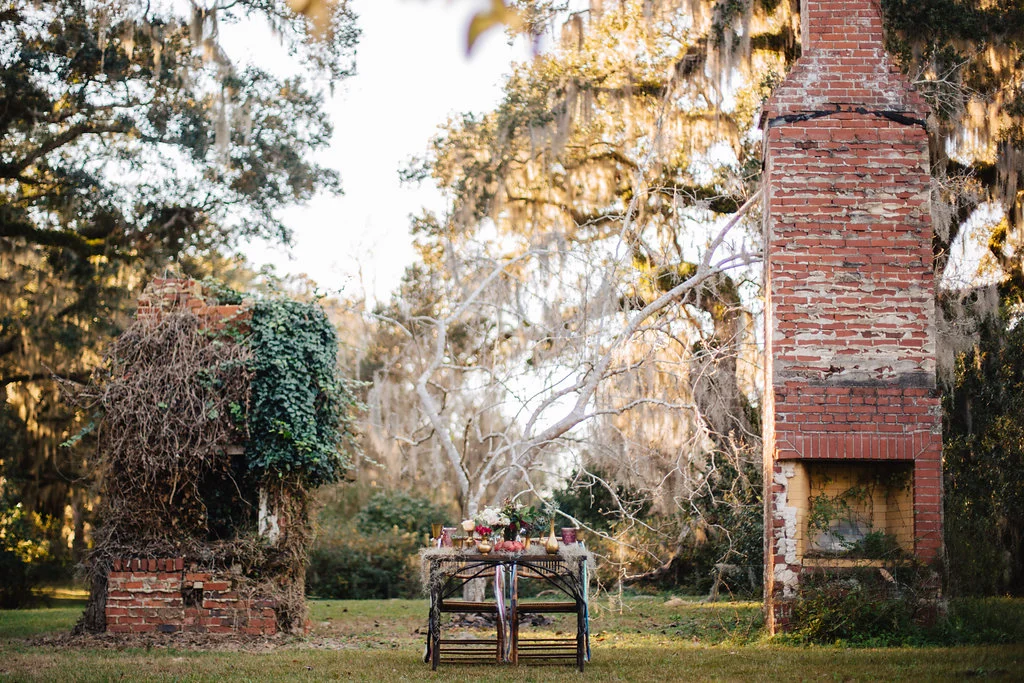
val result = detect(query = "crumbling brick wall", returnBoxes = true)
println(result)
[137,277,249,329]
[106,558,277,635]
[761,0,942,631]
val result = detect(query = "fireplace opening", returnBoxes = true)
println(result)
[793,461,914,564]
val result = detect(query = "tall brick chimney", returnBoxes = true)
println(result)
[761,0,941,631]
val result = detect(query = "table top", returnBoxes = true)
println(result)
[420,544,593,567]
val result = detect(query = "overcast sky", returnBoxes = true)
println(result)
[230,0,528,303]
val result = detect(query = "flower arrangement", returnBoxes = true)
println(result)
[471,505,510,539]
[465,498,552,542]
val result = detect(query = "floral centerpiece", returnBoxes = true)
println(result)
[471,505,510,541]
[467,498,549,544]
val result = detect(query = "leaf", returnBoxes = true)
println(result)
[60,420,96,448]
[467,0,521,55]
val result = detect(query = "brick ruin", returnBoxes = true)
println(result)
[761,0,942,631]
[106,557,277,635]
[100,278,278,636]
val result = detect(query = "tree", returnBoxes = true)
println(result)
[366,2,766,566]
[0,0,358,563]
[943,300,1024,596]
[361,0,1024,594]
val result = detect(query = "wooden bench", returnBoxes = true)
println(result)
[431,598,505,666]
[510,597,585,669]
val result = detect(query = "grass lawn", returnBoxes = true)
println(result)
[1,594,1022,681]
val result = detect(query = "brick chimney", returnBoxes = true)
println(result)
[761,0,941,632]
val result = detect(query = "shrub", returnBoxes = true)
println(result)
[355,491,451,537]
[788,565,946,646]
[307,489,450,599]
[0,493,56,609]
[306,526,423,599]
[791,578,917,644]
[0,548,33,609]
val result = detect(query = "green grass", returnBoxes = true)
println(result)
[1,597,1022,681]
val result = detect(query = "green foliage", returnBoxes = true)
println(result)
[306,488,438,599]
[944,306,1024,596]
[200,278,246,306]
[306,528,423,600]
[857,531,904,560]
[790,574,919,646]
[355,491,450,537]
[0,548,34,611]
[0,490,58,609]
[806,490,859,548]
[246,299,358,486]
[939,597,1024,645]
[681,454,763,596]
[788,571,1024,647]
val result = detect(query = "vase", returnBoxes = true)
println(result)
[503,525,518,542]
[544,519,559,555]
[477,539,492,555]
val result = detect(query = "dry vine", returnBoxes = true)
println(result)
[75,311,252,542]
[63,309,293,632]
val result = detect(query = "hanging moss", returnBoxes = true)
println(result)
[245,299,357,486]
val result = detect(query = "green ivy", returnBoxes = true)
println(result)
[200,278,246,305]
[246,299,357,486]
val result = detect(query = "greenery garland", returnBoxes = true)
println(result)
[245,299,357,487]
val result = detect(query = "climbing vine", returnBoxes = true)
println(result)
[245,299,358,486]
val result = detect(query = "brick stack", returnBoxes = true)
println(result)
[136,277,250,330]
[761,0,942,631]
[106,558,276,635]
[104,278,271,637]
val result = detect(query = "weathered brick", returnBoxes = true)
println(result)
[762,0,942,634]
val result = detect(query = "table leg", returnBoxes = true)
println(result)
[429,586,441,670]
[509,565,518,665]
[576,599,585,672]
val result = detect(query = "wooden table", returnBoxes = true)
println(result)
[422,547,591,671]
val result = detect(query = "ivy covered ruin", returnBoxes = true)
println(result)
[69,277,358,635]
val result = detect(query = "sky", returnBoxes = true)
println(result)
[225,0,992,300]
[233,0,531,303]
